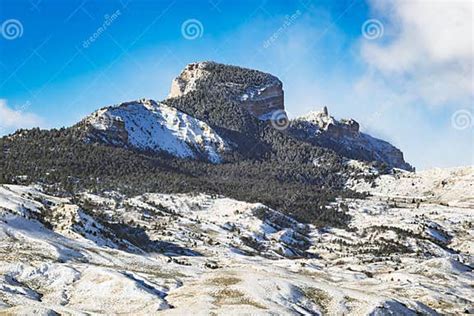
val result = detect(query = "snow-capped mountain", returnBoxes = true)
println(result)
[72,62,413,171]
[291,107,414,170]
[80,99,228,163]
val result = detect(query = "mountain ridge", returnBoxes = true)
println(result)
[167,61,284,120]
[291,107,413,171]
[76,61,412,170]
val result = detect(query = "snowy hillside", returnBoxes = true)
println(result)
[82,99,228,163]
[0,165,472,315]
[350,166,474,208]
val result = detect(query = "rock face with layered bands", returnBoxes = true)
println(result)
[168,61,284,120]
[238,79,284,119]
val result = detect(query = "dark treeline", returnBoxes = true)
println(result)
[0,127,365,228]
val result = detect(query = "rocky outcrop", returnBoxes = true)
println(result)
[291,107,414,171]
[168,62,211,98]
[167,61,284,120]
[239,80,284,119]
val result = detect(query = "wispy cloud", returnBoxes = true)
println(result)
[360,0,473,107]
[0,99,44,134]
[353,0,473,169]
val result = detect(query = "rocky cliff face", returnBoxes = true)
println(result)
[239,80,284,119]
[291,107,414,171]
[168,62,211,98]
[168,61,284,120]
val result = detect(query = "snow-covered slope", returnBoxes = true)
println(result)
[1,174,472,315]
[82,99,228,163]
[291,107,413,170]
[350,166,474,208]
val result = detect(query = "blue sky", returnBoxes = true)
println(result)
[0,0,472,169]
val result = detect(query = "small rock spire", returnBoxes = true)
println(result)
[323,106,328,116]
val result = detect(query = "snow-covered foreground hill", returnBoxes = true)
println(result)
[349,166,474,208]
[0,167,472,315]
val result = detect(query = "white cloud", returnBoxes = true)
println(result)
[352,72,474,169]
[349,0,474,169]
[361,0,473,107]
[0,99,43,134]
